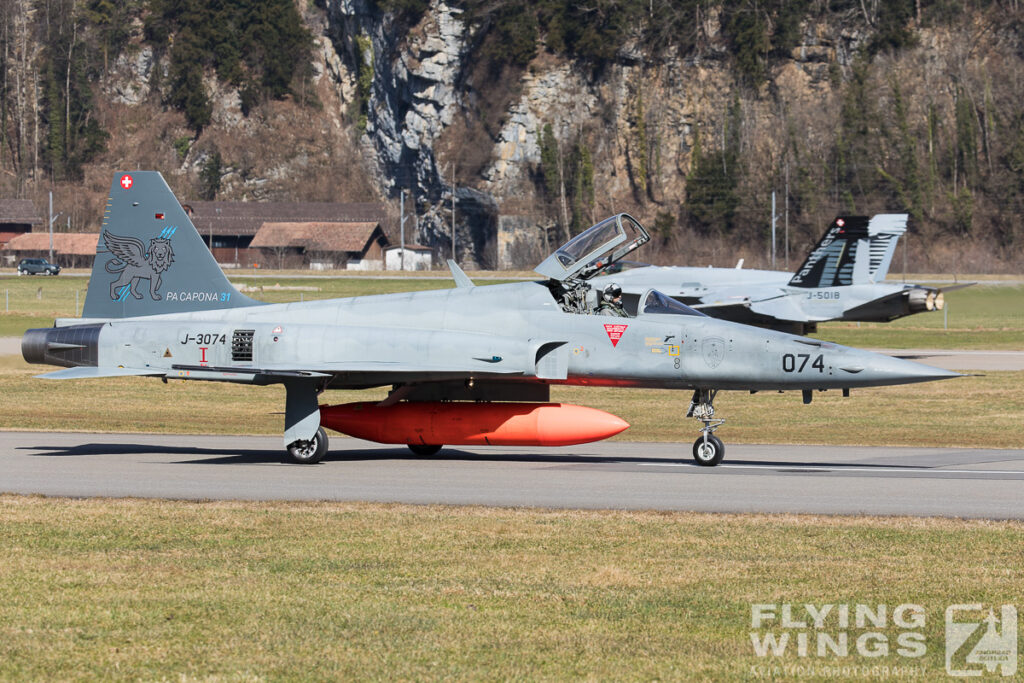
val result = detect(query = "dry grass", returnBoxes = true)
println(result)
[0,496,1021,680]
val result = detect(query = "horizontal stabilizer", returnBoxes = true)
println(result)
[938,282,976,293]
[36,366,166,380]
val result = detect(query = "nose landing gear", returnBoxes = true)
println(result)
[688,389,725,466]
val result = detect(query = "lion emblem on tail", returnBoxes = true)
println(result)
[103,230,175,301]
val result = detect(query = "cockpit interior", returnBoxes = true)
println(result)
[536,213,706,319]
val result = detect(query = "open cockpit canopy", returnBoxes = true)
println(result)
[535,214,650,282]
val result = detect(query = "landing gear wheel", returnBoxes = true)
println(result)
[408,443,442,456]
[692,435,725,467]
[286,426,328,464]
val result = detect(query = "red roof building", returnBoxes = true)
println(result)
[4,232,100,268]
[250,221,389,269]
[0,199,43,254]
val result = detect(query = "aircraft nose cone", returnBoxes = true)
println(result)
[838,348,961,386]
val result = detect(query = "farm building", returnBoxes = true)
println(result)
[384,244,435,271]
[181,200,386,267]
[0,199,43,257]
[249,222,389,270]
[3,232,100,268]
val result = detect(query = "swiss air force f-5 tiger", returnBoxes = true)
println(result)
[22,172,960,466]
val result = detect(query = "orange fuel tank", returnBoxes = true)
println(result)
[320,402,629,447]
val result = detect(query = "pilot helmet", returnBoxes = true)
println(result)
[603,283,622,302]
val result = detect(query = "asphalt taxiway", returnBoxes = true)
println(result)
[2,432,1022,519]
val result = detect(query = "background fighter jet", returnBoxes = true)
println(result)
[22,173,960,466]
[591,215,972,335]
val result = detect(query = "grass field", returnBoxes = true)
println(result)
[1,496,1021,680]
[2,270,1021,680]
[1,273,1021,348]
[2,353,1022,449]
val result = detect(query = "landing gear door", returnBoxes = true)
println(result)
[534,214,650,283]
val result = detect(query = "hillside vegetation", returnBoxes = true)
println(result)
[1,0,1023,270]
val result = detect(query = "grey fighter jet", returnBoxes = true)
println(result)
[592,215,971,335]
[22,173,960,466]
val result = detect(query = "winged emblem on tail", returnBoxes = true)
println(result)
[103,230,175,301]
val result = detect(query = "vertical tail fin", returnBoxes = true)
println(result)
[863,214,908,282]
[82,172,261,319]
[788,214,907,288]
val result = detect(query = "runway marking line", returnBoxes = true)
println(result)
[634,462,1024,475]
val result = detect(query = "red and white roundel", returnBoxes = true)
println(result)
[120,174,134,189]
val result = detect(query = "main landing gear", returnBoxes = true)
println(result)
[287,426,329,464]
[688,389,725,466]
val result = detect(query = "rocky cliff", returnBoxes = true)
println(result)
[315,0,1024,270]
[3,1,1022,271]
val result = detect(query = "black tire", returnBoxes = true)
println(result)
[408,443,442,456]
[692,434,725,467]
[286,426,328,464]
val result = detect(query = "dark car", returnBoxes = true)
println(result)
[17,258,61,276]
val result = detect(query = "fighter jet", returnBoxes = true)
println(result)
[591,215,971,335]
[21,173,960,466]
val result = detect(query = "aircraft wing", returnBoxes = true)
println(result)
[165,360,528,387]
[689,299,753,310]
[694,287,825,323]
[266,360,528,384]
[682,285,790,307]
[688,290,793,310]
[748,298,828,322]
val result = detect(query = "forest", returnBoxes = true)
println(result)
[0,0,312,182]
[1,0,1023,269]
[451,0,1024,265]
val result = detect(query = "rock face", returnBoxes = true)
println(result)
[318,1,863,268]
[92,3,1015,270]
[106,46,156,106]
[326,0,492,264]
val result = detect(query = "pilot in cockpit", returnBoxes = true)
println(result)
[598,283,627,317]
